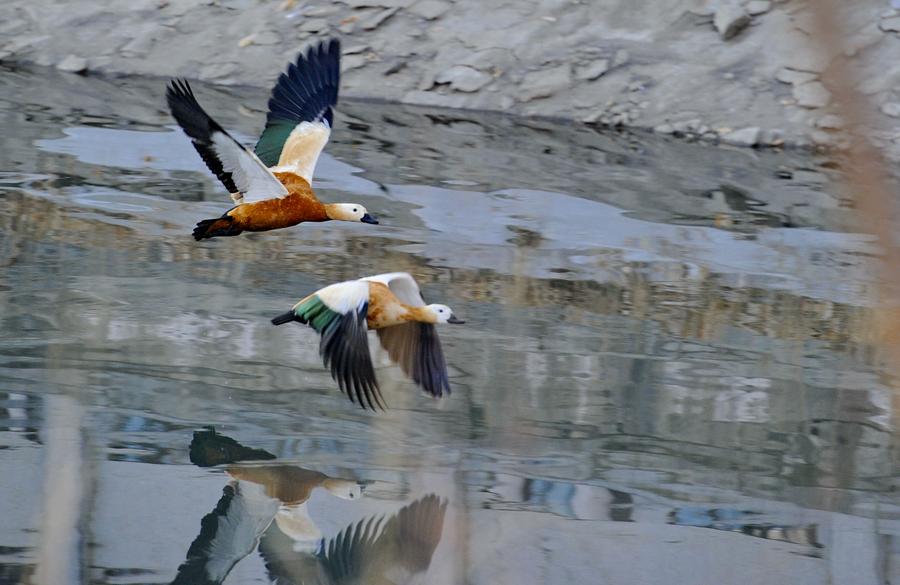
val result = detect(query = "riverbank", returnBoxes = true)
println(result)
[3,0,900,156]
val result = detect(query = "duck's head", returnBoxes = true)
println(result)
[321,478,363,500]
[325,203,378,224]
[427,304,465,325]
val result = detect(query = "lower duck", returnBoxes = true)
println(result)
[271,272,464,410]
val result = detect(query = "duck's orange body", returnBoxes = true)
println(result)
[365,281,434,329]
[193,173,329,239]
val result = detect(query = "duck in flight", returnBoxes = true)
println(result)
[271,272,464,410]
[165,38,378,241]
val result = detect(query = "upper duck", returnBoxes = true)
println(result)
[165,38,378,241]
[271,272,465,410]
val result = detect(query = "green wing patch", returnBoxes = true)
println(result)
[255,120,296,167]
[294,295,340,332]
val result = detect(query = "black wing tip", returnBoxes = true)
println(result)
[320,303,387,412]
[263,37,342,126]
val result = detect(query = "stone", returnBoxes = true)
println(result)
[434,65,493,92]
[793,81,830,108]
[576,59,609,81]
[714,2,751,40]
[57,54,87,73]
[299,18,329,32]
[252,30,281,45]
[816,114,844,129]
[774,68,817,85]
[612,49,629,68]
[343,44,370,55]
[746,0,771,15]
[672,118,702,134]
[410,0,450,20]
[879,16,900,32]
[342,54,368,71]
[654,123,675,134]
[722,126,761,146]
[361,7,399,30]
[882,102,900,118]
[518,64,571,101]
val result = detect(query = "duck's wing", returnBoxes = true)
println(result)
[255,39,340,185]
[362,274,451,398]
[290,280,384,410]
[374,323,451,398]
[362,272,425,306]
[166,79,289,204]
[317,495,447,584]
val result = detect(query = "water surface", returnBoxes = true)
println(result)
[0,65,897,585]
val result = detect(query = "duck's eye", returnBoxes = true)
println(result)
[439,309,444,313]
[352,207,358,212]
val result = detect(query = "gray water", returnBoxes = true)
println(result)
[0,65,897,585]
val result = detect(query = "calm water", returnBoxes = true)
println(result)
[0,65,897,585]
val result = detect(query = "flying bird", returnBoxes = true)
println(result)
[271,272,464,410]
[165,38,378,241]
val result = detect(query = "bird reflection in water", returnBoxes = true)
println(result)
[171,428,447,585]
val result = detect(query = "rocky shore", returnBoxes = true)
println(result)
[3,0,900,157]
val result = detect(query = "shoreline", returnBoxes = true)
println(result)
[3,0,900,157]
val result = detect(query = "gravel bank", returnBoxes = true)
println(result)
[3,0,900,155]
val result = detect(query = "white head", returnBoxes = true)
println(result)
[427,304,465,324]
[325,203,378,224]
[321,478,363,500]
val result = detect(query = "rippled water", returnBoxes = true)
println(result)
[0,64,897,585]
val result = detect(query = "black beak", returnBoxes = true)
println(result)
[447,314,465,324]
[360,213,379,225]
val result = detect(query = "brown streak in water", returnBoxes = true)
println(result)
[226,172,328,232]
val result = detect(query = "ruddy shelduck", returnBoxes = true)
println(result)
[271,272,464,410]
[165,38,378,240]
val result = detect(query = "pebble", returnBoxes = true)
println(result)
[434,65,493,92]
[654,123,675,134]
[57,54,88,73]
[714,2,751,40]
[612,49,629,68]
[575,58,609,81]
[722,126,761,146]
[300,18,329,32]
[342,54,368,71]
[879,15,900,32]
[361,7,399,30]
[759,128,784,145]
[410,0,450,20]
[882,102,900,118]
[793,81,830,108]
[519,64,571,101]
[774,67,817,86]
[746,0,771,15]
[816,114,844,129]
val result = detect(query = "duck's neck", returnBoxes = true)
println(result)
[323,204,352,222]
[405,305,438,324]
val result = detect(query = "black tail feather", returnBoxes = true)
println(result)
[192,216,241,240]
[271,311,305,326]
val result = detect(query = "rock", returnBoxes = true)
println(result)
[410,0,450,19]
[722,126,760,146]
[434,65,493,92]
[519,64,571,101]
[654,123,675,134]
[774,68,817,85]
[780,45,830,73]
[576,58,609,81]
[300,18,329,32]
[793,81,830,108]
[384,59,406,75]
[361,7,399,30]
[746,0,771,15]
[672,118,702,134]
[816,114,844,129]
[57,54,87,73]
[252,30,281,45]
[612,49,629,68]
[759,128,785,145]
[714,2,751,40]
[882,102,900,118]
[879,16,900,32]
[199,62,238,81]
[343,44,370,55]
[342,54,368,71]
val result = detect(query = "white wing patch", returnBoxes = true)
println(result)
[316,279,370,315]
[270,121,331,185]
[210,132,289,204]
[362,272,425,307]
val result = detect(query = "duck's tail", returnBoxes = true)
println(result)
[192,215,241,240]
[271,311,308,326]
